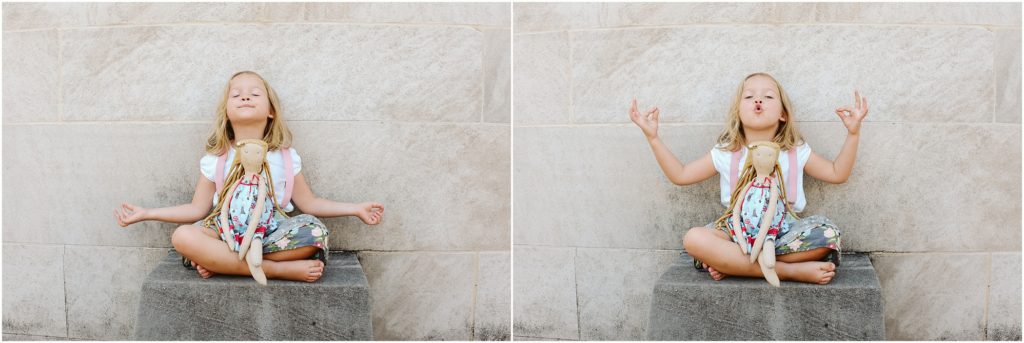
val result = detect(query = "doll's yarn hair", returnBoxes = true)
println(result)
[203,139,289,227]
[714,141,800,229]
[204,71,293,155]
[716,72,804,152]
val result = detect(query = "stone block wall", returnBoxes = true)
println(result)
[513,3,1020,340]
[2,3,510,340]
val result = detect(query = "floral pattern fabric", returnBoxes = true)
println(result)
[724,176,790,254]
[200,213,330,264]
[710,214,843,266]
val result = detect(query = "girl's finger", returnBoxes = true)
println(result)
[854,90,862,110]
[862,97,869,118]
[631,99,638,113]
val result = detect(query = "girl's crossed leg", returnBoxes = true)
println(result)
[682,226,836,284]
[171,225,324,282]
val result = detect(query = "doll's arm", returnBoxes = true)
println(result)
[239,177,267,259]
[116,176,216,227]
[730,182,753,255]
[750,178,779,263]
[290,173,384,225]
[219,181,240,251]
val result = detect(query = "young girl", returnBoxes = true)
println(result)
[629,72,867,285]
[114,71,385,282]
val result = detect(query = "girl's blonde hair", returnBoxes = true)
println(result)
[205,71,293,155]
[716,72,803,152]
[714,141,800,229]
[203,139,289,227]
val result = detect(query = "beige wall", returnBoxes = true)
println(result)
[513,3,1021,340]
[2,3,510,340]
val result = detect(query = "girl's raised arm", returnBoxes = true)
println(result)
[804,91,868,184]
[114,176,216,227]
[289,173,384,225]
[629,99,717,186]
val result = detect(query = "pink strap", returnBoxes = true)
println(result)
[787,148,798,205]
[281,147,294,207]
[215,153,228,193]
[730,146,800,205]
[729,148,743,193]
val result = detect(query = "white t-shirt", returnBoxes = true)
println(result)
[200,147,303,212]
[710,142,811,213]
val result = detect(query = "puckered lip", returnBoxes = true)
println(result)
[238,104,255,109]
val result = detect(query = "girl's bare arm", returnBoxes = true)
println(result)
[115,176,216,226]
[805,91,868,184]
[289,173,384,225]
[629,99,716,186]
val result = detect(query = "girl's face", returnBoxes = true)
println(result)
[738,75,785,131]
[226,74,272,126]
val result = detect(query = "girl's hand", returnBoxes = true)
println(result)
[356,202,385,225]
[114,202,148,227]
[629,98,660,140]
[834,90,869,135]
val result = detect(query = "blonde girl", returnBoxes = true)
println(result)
[115,71,385,282]
[629,72,867,284]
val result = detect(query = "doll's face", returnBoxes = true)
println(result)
[238,143,266,172]
[750,144,779,175]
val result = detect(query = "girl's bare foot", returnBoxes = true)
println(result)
[781,261,836,284]
[192,261,216,279]
[266,259,325,283]
[704,263,728,281]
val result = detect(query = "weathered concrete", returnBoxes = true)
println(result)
[989,252,1023,340]
[1,244,67,337]
[134,251,371,340]
[648,253,883,340]
[476,252,512,341]
[512,246,578,340]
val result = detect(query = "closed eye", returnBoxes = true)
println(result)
[744,96,753,99]
[766,96,774,99]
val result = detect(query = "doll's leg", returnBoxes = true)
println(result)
[247,238,267,285]
[683,227,837,284]
[171,225,325,282]
[759,248,780,287]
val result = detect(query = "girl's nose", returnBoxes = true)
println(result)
[754,99,762,104]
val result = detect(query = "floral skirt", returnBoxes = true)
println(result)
[197,213,330,264]
[707,214,842,266]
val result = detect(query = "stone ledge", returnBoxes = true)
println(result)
[648,253,883,340]
[134,250,372,340]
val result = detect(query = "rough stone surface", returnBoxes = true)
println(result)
[2,30,60,123]
[134,250,371,340]
[513,124,744,249]
[576,248,680,340]
[871,253,988,340]
[64,246,168,340]
[359,251,475,340]
[484,28,512,124]
[293,122,509,251]
[513,32,572,125]
[799,122,1021,253]
[569,26,992,124]
[2,123,205,247]
[512,245,578,340]
[60,24,483,122]
[514,3,1020,32]
[648,253,884,340]
[996,28,1022,123]
[1,244,67,338]
[2,3,509,31]
[475,252,512,341]
[988,252,1022,340]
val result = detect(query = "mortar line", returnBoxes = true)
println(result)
[470,251,480,340]
[568,30,576,125]
[4,21,511,33]
[3,120,513,126]
[573,247,582,340]
[1,241,510,253]
[514,244,1018,255]
[985,252,992,339]
[513,121,1024,128]
[508,2,517,338]
[514,22,1023,35]
[57,28,64,122]
[62,245,69,339]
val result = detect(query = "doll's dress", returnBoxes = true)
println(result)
[217,173,278,252]
[725,175,791,254]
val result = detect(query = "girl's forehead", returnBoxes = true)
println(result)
[229,75,266,90]
[743,76,779,93]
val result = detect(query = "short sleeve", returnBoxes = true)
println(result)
[709,144,729,174]
[797,142,812,166]
[289,148,302,175]
[199,154,218,181]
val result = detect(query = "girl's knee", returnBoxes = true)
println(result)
[682,227,707,251]
[170,225,200,250]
